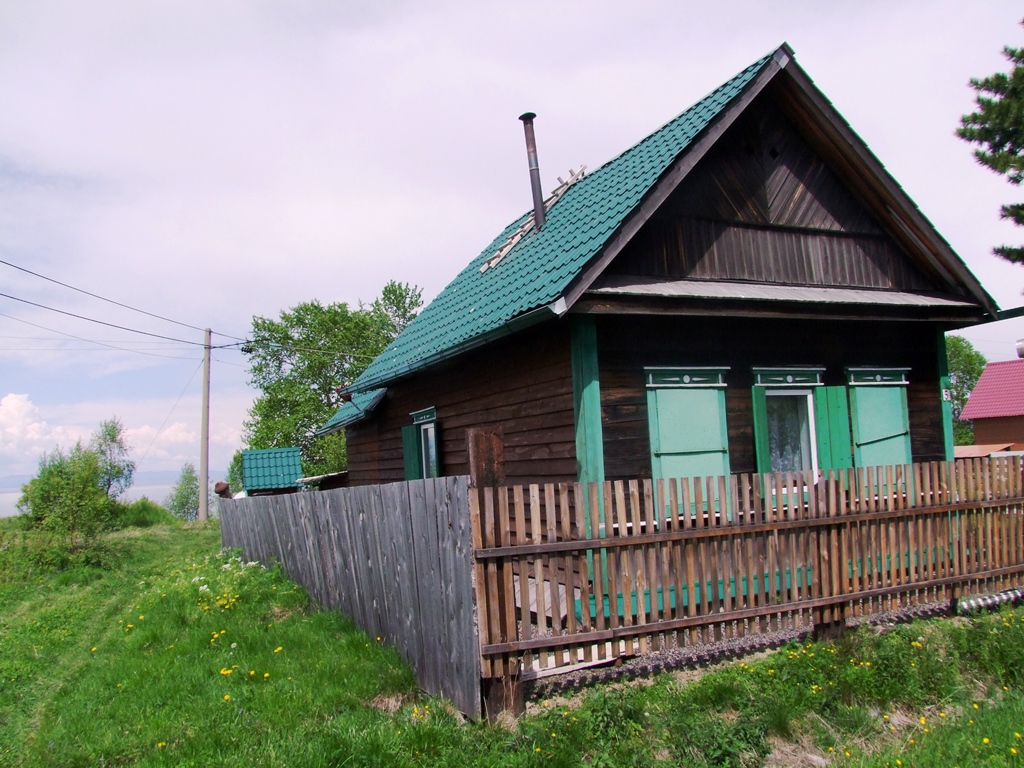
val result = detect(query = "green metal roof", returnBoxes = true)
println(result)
[316,388,387,436]
[341,49,775,398]
[241,447,303,490]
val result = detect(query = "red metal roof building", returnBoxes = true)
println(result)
[961,359,1024,450]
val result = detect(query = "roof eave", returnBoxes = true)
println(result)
[341,298,567,395]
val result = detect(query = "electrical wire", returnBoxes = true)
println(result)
[136,358,205,469]
[0,291,246,347]
[0,311,203,361]
[0,257,247,341]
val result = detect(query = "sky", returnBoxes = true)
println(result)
[2,0,1024,489]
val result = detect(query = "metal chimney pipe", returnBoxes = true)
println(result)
[519,112,546,230]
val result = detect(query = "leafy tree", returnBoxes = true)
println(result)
[946,335,988,445]
[17,442,109,550]
[90,417,135,499]
[226,449,244,495]
[241,280,422,475]
[165,462,200,521]
[958,27,1024,264]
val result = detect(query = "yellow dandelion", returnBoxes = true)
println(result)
[984,738,990,744]
[157,742,166,748]
[274,646,283,653]
[974,703,980,709]
[224,694,230,701]
[91,647,96,652]
[1012,748,1018,756]
[139,615,144,620]
[249,670,255,676]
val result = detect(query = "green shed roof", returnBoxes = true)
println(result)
[241,447,303,490]
[316,388,387,436]
[341,48,777,396]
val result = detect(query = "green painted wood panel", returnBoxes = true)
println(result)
[850,386,911,467]
[648,387,730,481]
[571,316,605,491]
[814,385,853,470]
[938,329,954,461]
[751,386,771,474]
[402,424,423,480]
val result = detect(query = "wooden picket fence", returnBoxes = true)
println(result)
[471,458,1024,679]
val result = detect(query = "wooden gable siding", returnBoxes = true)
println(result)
[345,320,577,487]
[596,315,944,480]
[607,98,934,292]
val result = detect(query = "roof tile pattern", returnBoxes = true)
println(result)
[318,388,387,435]
[961,359,1024,420]
[241,447,303,490]
[344,51,774,394]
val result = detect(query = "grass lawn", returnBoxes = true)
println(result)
[2,518,1023,767]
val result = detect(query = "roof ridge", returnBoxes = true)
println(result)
[330,47,782,404]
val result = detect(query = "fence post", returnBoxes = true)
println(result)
[467,428,523,720]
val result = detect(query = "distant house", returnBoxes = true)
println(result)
[320,44,998,493]
[240,448,303,496]
[960,359,1024,451]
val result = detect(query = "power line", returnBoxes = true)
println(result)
[0,311,203,361]
[0,291,218,346]
[0,257,247,341]
[136,358,205,469]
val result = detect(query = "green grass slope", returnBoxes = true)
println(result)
[2,520,1024,767]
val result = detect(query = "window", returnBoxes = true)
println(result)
[402,407,439,480]
[752,368,825,475]
[646,367,731,482]
[764,389,817,473]
[847,369,911,468]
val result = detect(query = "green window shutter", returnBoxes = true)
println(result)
[849,386,911,467]
[751,385,771,474]
[647,387,731,482]
[402,424,423,481]
[814,386,852,470]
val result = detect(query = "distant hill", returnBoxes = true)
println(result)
[0,470,226,494]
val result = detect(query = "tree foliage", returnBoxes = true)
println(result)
[946,335,988,446]
[241,280,422,475]
[90,417,135,499]
[958,27,1024,264]
[226,449,244,495]
[165,462,200,521]
[17,442,110,550]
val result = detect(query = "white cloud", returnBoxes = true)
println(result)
[0,393,83,469]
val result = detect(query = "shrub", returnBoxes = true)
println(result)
[165,462,200,521]
[17,442,111,550]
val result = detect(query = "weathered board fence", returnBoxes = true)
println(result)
[221,458,1024,719]
[472,458,1024,680]
[219,476,480,717]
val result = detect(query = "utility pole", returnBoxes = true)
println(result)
[199,327,211,523]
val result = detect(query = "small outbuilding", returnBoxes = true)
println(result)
[960,359,1024,450]
[240,447,304,496]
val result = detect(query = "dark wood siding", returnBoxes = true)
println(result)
[596,315,945,480]
[973,416,1024,449]
[346,320,576,487]
[608,98,935,292]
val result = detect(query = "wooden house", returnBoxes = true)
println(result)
[960,359,1024,450]
[319,45,998,494]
